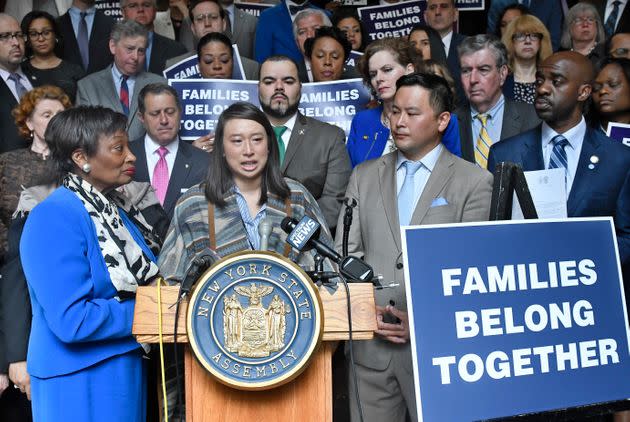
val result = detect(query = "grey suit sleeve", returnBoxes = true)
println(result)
[334,167,364,258]
[319,127,352,231]
[76,81,89,106]
[461,170,493,222]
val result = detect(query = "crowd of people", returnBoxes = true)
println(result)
[0,0,629,421]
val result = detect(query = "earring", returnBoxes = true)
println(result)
[82,163,91,173]
[29,130,34,139]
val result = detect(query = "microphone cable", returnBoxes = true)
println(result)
[340,273,365,422]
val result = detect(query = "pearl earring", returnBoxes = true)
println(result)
[82,163,91,173]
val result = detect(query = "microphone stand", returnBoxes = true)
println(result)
[305,252,339,287]
[342,198,357,257]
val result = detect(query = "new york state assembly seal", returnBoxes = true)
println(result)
[187,251,323,390]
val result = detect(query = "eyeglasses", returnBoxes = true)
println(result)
[28,29,54,40]
[123,1,154,10]
[571,16,596,25]
[0,32,27,43]
[194,13,222,23]
[512,32,543,42]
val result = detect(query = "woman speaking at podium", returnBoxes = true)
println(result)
[158,102,334,283]
[19,107,162,422]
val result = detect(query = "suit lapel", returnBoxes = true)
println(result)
[132,141,150,183]
[379,154,402,251]
[520,126,545,171]
[164,142,193,215]
[411,149,454,224]
[500,100,521,140]
[102,66,123,113]
[567,128,600,216]
[128,72,145,130]
[282,113,306,172]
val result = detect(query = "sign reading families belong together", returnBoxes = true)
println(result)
[402,219,630,421]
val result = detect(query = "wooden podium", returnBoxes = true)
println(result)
[133,283,377,422]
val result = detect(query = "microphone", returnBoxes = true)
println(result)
[258,218,273,251]
[281,216,375,283]
[180,250,215,297]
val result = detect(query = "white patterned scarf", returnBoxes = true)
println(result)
[64,173,160,299]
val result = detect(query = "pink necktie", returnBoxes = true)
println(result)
[152,146,169,205]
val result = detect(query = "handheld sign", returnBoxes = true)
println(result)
[171,78,371,140]
[402,218,630,421]
[234,2,273,18]
[606,123,630,147]
[455,0,485,11]
[358,1,426,42]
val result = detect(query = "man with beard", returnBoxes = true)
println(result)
[258,55,351,231]
[488,51,630,286]
[56,0,115,74]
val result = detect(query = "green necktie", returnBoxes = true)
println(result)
[273,125,287,164]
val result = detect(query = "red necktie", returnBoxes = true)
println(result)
[120,75,129,115]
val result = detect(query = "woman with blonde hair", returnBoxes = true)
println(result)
[502,14,552,104]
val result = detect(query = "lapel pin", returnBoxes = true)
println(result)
[185,164,189,169]
[363,135,368,140]
[588,155,599,170]
[299,129,305,135]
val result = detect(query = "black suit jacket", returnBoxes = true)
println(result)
[148,33,188,76]
[456,99,541,163]
[130,138,210,218]
[57,10,115,75]
[445,32,467,107]
[589,0,630,34]
[0,69,38,154]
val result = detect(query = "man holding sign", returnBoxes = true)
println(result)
[335,73,492,422]
[488,51,630,284]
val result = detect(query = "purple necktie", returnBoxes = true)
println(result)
[152,146,169,205]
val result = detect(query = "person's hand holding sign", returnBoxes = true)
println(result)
[193,132,215,153]
[375,304,410,343]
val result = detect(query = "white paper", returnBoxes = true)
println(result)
[512,168,567,219]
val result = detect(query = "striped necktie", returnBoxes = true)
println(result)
[605,1,621,38]
[8,73,28,99]
[474,113,493,168]
[548,134,569,188]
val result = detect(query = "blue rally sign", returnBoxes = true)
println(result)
[234,2,273,17]
[607,123,630,148]
[456,0,485,11]
[171,78,371,140]
[358,1,426,42]
[401,218,630,421]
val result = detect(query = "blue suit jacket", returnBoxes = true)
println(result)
[255,1,302,64]
[20,188,142,378]
[487,125,630,270]
[346,106,463,168]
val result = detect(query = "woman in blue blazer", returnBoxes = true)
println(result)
[346,38,462,167]
[20,107,161,422]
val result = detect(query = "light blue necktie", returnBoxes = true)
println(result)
[398,161,423,226]
[548,134,569,187]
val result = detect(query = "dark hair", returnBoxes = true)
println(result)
[21,10,62,57]
[408,23,447,64]
[395,72,454,115]
[138,83,182,114]
[259,55,301,80]
[46,106,128,180]
[188,0,225,21]
[606,32,630,57]
[204,102,290,206]
[331,7,367,52]
[304,26,352,63]
[495,4,530,38]
[197,31,233,60]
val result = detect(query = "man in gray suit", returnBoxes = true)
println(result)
[455,34,540,166]
[219,0,257,59]
[258,55,351,232]
[336,73,492,422]
[77,19,165,142]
